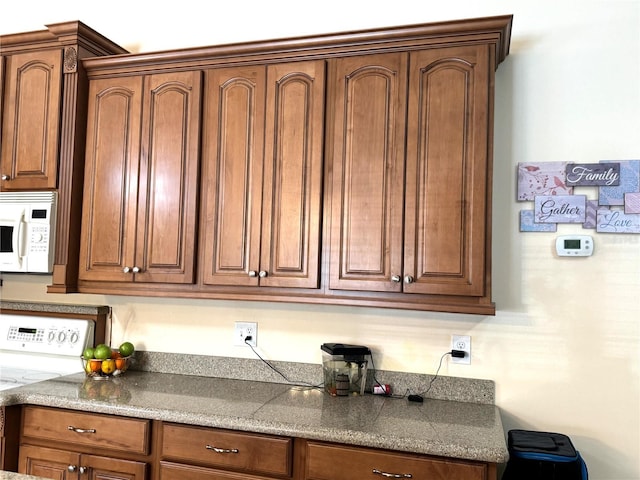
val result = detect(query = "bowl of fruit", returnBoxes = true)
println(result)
[82,341,135,379]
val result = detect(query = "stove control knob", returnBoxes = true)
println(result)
[70,331,79,344]
[57,331,67,343]
[48,330,56,342]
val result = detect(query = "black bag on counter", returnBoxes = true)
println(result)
[502,429,588,480]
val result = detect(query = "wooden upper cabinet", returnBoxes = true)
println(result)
[260,61,324,288]
[0,50,62,190]
[135,72,201,283]
[201,60,324,288]
[404,45,491,297]
[79,75,142,283]
[201,66,266,287]
[74,15,512,313]
[329,46,493,300]
[79,71,201,284]
[328,53,408,293]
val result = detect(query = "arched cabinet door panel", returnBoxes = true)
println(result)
[404,45,491,297]
[1,50,62,190]
[328,52,408,293]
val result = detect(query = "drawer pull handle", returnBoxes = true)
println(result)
[372,469,412,478]
[205,444,239,454]
[67,425,96,434]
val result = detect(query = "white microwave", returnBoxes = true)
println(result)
[0,191,57,273]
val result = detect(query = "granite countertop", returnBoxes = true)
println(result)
[0,369,508,463]
[0,472,49,480]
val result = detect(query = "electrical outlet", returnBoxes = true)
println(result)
[234,322,257,347]
[451,335,471,365]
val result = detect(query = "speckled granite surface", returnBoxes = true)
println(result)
[0,300,110,316]
[0,472,48,480]
[0,370,508,463]
[133,351,496,404]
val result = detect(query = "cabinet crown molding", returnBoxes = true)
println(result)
[0,20,128,56]
[81,14,513,76]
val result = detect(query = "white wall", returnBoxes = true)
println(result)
[2,1,639,478]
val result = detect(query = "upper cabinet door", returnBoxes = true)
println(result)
[80,71,201,284]
[201,66,266,286]
[79,76,143,282]
[328,53,408,293]
[403,45,491,297]
[201,61,324,289]
[259,61,324,289]
[134,71,201,284]
[1,50,62,190]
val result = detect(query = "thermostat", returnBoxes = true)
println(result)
[555,235,594,257]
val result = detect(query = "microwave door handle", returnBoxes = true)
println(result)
[17,214,27,259]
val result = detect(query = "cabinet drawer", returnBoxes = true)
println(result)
[22,406,150,455]
[161,423,292,477]
[161,461,265,480]
[305,441,487,480]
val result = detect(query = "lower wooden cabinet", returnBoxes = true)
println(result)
[303,441,496,480]
[160,422,293,479]
[21,405,150,455]
[19,444,147,480]
[18,406,151,480]
[0,405,20,471]
[14,407,498,480]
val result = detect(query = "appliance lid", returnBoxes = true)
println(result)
[321,343,371,356]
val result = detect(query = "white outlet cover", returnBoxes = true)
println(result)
[234,322,257,347]
[451,335,471,365]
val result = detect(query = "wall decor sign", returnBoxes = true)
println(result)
[565,163,620,186]
[534,195,586,223]
[517,162,573,201]
[583,200,598,229]
[625,192,640,214]
[520,210,557,232]
[598,159,640,206]
[597,209,640,233]
[517,160,640,234]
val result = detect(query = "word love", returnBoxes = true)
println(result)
[597,210,640,233]
[565,163,620,186]
[535,195,586,223]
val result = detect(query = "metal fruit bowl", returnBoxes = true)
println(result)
[81,352,132,378]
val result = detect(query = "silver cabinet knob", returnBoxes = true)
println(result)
[123,267,131,273]
[391,275,401,283]
[258,270,268,278]
[68,465,77,473]
[404,275,414,284]
[79,467,87,474]
[1,175,9,181]
[248,270,257,277]
[132,266,140,273]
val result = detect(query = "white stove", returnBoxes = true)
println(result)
[0,314,95,391]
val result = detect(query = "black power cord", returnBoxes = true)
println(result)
[408,349,467,403]
[244,336,323,389]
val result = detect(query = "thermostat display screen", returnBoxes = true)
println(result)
[556,235,593,257]
[564,239,581,249]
